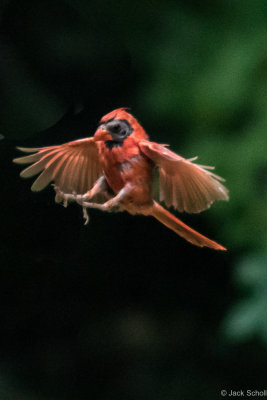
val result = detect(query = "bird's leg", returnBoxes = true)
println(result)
[82,176,108,201]
[101,183,133,211]
[80,184,132,223]
[53,176,107,206]
[53,176,109,224]
[54,181,132,225]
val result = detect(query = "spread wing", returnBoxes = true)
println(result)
[139,140,229,213]
[13,138,102,194]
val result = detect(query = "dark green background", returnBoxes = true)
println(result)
[1,1,267,399]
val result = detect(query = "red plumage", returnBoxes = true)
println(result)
[13,108,229,250]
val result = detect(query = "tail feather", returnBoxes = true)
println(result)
[150,201,226,250]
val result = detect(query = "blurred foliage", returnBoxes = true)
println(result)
[224,252,267,344]
[1,0,267,399]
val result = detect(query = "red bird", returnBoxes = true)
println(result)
[13,108,229,250]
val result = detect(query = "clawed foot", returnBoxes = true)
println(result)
[80,199,118,224]
[53,185,91,224]
[53,185,87,207]
[82,206,90,225]
[80,199,120,225]
[52,184,122,224]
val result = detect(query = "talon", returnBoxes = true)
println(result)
[83,207,89,225]
[53,184,64,204]
[53,184,60,193]
[55,193,62,203]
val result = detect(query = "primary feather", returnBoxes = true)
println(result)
[13,138,102,194]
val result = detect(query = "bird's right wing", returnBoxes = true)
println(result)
[13,138,103,194]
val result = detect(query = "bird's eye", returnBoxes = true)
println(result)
[110,123,121,133]
[105,119,132,139]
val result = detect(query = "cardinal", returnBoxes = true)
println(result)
[13,108,229,250]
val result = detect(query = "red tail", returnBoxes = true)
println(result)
[151,201,226,250]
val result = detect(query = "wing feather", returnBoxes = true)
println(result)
[13,138,102,195]
[139,140,229,213]
[20,150,61,178]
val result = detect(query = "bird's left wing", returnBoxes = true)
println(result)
[139,140,229,213]
[13,138,103,194]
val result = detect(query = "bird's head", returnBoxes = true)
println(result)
[93,108,148,145]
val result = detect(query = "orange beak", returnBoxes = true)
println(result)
[93,127,113,142]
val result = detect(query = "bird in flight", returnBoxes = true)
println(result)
[14,108,229,250]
